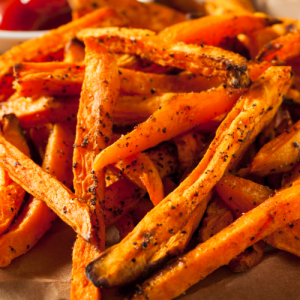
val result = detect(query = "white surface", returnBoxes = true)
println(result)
[0,30,48,53]
[253,0,300,18]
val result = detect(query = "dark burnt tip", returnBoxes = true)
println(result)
[266,17,282,26]
[85,261,109,288]
[14,63,23,71]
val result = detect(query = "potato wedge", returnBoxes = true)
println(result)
[0,122,75,267]
[77,28,251,88]
[115,214,135,241]
[85,67,292,288]
[131,182,300,300]
[93,86,245,171]
[158,14,278,46]
[64,38,85,63]
[0,7,126,102]
[0,135,92,241]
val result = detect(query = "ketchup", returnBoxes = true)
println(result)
[0,0,71,31]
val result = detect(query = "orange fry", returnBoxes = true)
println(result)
[71,38,120,300]
[14,62,222,97]
[257,32,300,62]
[0,135,92,241]
[93,86,245,171]
[77,28,251,88]
[0,123,75,267]
[132,182,300,300]
[158,14,279,46]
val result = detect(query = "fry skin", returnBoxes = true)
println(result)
[0,123,75,267]
[0,7,126,102]
[71,38,120,299]
[85,67,292,289]
[93,86,245,171]
[77,27,251,88]
[0,135,92,241]
[131,182,300,300]
[158,14,279,46]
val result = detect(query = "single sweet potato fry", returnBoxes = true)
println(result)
[0,115,30,236]
[14,62,222,97]
[68,0,185,32]
[257,32,300,62]
[77,28,251,88]
[158,14,279,46]
[0,135,92,241]
[131,182,300,300]
[71,38,120,300]
[0,122,75,267]
[250,119,300,177]
[85,67,292,289]
[0,7,126,102]
[93,86,245,171]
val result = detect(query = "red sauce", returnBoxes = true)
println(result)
[0,0,71,31]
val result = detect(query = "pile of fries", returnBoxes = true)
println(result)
[1,0,300,299]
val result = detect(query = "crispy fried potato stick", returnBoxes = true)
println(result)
[14,62,222,97]
[217,175,300,257]
[71,38,120,299]
[0,115,30,236]
[0,8,126,102]
[0,135,92,241]
[68,0,185,32]
[157,0,206,14]
[77,28,251,88]
[132,182,300,300]
[158,14,279,46]
[85,67,292,288]
[250,119,300,176]
[93,86,245,171]
[0,123,75,267]
[257,33,300,62]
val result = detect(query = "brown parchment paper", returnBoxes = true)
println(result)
[2,1,300,300]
